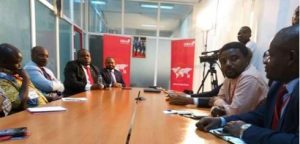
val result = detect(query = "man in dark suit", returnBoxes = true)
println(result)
[63,49,104,96]
[100,57,125,88]
[196,25,299,144]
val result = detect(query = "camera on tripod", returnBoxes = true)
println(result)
[199,50,219,64]
[197,50,220,94]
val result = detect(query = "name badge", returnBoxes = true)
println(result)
[28,90,39,99]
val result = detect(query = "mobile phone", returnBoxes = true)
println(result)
[0,127,27,137]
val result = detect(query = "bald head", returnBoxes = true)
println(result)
[271,24,299,52]
[240,26,251,33]
[0,43,23,73]
[31,46,45,55]
[237,26,252,44]
[265,25,299,82]
[31,46,48,67]
[77,49,89,59]
[77,49,91,66]
[105,57,116,70]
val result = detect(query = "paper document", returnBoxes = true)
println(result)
[209,128,246,144]
[27,106,66,113]
[163,109,207,120]
[163,109,192,115]
[62,97,88,102]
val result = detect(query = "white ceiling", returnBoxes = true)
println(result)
[94,0,197,36]
[129,0,200,5]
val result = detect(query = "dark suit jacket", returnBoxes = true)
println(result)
[190,84,222,108]
[63,61,99,96]
[224,81,299,144]
[100,68,125,87]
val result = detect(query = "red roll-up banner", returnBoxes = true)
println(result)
[170,39,195,91]
[103,34,131,86]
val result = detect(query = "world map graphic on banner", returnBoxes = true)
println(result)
[171,67,192,78]
[115,64,128,74]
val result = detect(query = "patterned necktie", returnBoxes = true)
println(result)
[271,85,288,129]
[84,66,94,84]
[41,67,52,80]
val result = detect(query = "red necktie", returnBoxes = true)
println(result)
[271,85,288,129]
[84,66,94,84]
[41,67,52,80]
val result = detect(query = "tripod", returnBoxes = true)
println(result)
[197,61,219,94]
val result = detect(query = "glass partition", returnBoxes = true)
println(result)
[156,39,171,89]
[63,0,71,18]
[36,1,57,75]
[96,0,122,34]
[73,0,81,27]
[0,0,31,64]
[125,1,158,36]
[89,35,103,70]
[47,0,54,5]
[88,0,105,33]
[160,3,193,38]
[59,19,72,81]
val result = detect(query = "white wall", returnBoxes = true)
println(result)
[255,0,298,73]
[192,0,299,92]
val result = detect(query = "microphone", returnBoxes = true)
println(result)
[135,91,145,102]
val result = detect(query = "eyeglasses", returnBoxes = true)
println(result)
[263,50,270,63]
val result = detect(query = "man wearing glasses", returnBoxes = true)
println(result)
[196,25,299,144]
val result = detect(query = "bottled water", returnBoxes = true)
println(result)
[98,75,103,85]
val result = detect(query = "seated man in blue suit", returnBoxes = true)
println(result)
[24,46,64,101]
[100,57,125,88]
[196,25,299,144]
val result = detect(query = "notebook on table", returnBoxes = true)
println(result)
[27,106,66,113]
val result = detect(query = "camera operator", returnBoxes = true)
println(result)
[167,42,268,117]
[238,26,261,70]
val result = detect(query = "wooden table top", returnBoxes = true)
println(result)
[0,88,226,144]
[129,90,226,144]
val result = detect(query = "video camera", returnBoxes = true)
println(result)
[199,50,219,63]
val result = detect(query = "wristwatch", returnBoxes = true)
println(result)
[239,123,252,139]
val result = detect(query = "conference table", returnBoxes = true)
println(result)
[0,88,226,144]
